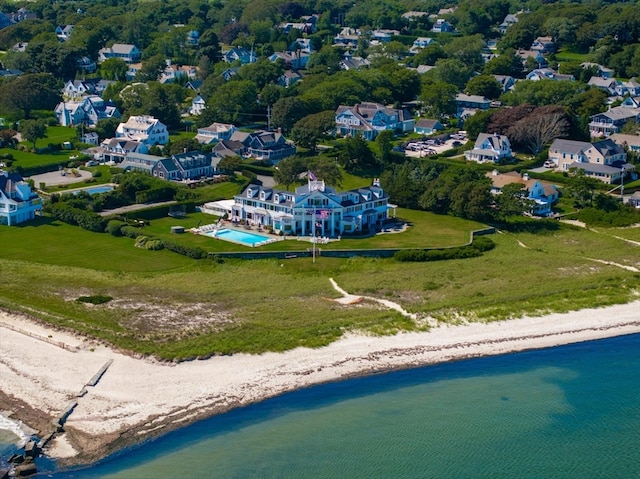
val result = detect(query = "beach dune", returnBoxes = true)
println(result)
[1,302,639,465]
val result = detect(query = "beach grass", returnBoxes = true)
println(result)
[0,217,638,360]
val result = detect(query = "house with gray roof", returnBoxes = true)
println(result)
[587,77,617,95]
[335,102,414,140]
[231,177,392,236]
[465,133,512,163]
[414,119,444,135]
[98,44,141,64]
[152,151,220,181]
[589,106,640,138]
[486,170,558,216]
[0,171,42,225]
[548,138,634,184]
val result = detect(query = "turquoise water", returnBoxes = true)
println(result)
[210,228,271,246]
[5,333,640,478]
[73,185,115,195]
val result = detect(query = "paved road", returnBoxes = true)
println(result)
[98,201,177,217]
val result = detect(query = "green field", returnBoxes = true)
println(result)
[1,212,638,360]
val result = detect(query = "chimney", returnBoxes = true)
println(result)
[523,173,529,181]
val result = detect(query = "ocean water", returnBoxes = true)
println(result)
[4,333,640,478]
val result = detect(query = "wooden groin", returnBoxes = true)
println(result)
[86,360,113,387]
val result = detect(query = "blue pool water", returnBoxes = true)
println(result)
[32,332,640,478]
[209,227,271,246]
[73,185,114,195]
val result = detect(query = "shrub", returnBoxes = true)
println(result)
[76,295,113,305]
[92,171,102,178]
[161,240,208,259]
[145,239,164,250]
[105,220,126,236]
[394,237,495,262]
[120,225,144,238]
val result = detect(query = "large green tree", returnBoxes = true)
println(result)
[0,73,61,119]
[20,119,47,150]
[290,110,336,153]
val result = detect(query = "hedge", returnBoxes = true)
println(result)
[394,237,495,262]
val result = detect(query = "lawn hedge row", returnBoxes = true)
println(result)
[47,203,106,232]
[394,236,495,262]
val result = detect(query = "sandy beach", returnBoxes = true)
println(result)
[1,301,640,467]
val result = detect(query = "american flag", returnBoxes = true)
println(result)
[308,171,317,181]
[318,210,329,219]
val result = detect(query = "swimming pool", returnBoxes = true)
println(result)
[73,184,115,195]
[208,228,273,247]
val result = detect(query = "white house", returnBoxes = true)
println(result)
[54,96,121,127]
[190,95,206,116]
[195,123,237,144]
[115,116,168,146]
[335,102,414,140]
[464,133,512,163]
[0,171,42,225]
[231,177,393,236]
[98,44,142,64]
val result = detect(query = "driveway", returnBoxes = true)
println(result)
[29,169,93,187]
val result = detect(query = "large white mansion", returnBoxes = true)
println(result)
[231,178,395,236]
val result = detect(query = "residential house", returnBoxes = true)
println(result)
[55,25,74,41]
[628,191,640,208]
[222,47,256,65]
[100,138,147,162]
[277,70,302,88]
[268,51,310,70]
[526,68,574,82]
[410,37,435,54]
[516,49,546,68]
[0,68,21,78]
[464,133,512,163]
[499,14,519,34]
[615,78,640,97]
[333,27,361,48]
[186,30,199,46]
[160,61,197,84]
[432,19,455,33]
[76,56,96,74]
[581,62,614,79]
[611,133,640,152]
[232,130,296,165]
[63,80,99,99]
[0,171,42,225]
[213,139,245,158]
[289,38,314,54]
[119,152,165,174]
[195,123,237,145]
[184,80,204,92]
[152,151,220,181]
[371,29,399,43]
[98,44,141,64]
[220,67,239,81]
[279,15,318,35]
[340,53,370,71]
[335,102,414,141]
[190,95,206,116]
[531,36,555,53]
[588,76,618,95]
[54,96,121,127]
[486,170,559,216]
[231,177,392,236]
[456,93,491,119]
[115,115,168,146]
[548,138,634,184]
[414,119,444,135]
[8,8,36,23]
[493,75,516,93]
[80,132,100,146]
[0,12,15,29]
[589,106,640,137]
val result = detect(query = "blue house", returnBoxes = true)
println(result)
[414,119,444,135]
[335,102,414,140]
[0,171,42,225]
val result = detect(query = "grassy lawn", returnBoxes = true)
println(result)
[0,218,638,360]
[554,50,592,62]
[1,147,81,170]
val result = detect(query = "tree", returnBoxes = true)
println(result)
[495,182,533,220]
[0,129,18,148]
[430,58,474,89]
[375,129,393,165]
[168,138,200,155]
[217,155,242,175]
[271,96,308,133]
[306,157,342,188]
[20,119,46,150]
[338,135,376,173]
[483,49,524,78]
[0,73,61,119]
[508,106,570,154]
[200,80,258,125]
[140,83,182,131]
[134,54,166,82]
[567,167,600,208]
[464,110,493,141]
[290,110,335,153]
[465,75,502,100]
[420,81,457,118]
[100,58,128,81]
[274,155,306,190]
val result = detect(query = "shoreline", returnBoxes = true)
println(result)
[1,302,640,469]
